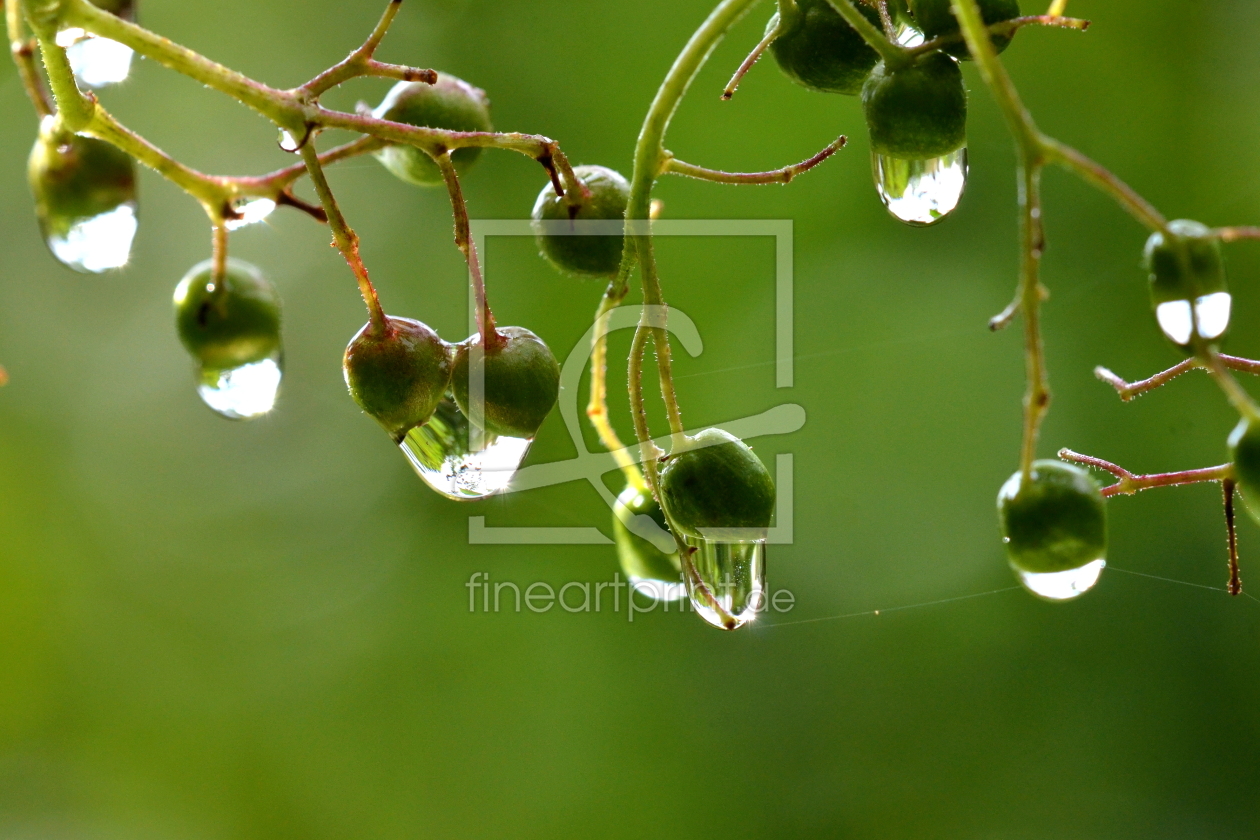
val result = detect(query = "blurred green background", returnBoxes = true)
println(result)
[2,0,1260,836]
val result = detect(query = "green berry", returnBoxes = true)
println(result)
[173,259,281,371]
[343,317,453,441]
[658,429,776,539]
[451,327,560,439]
[909,0,1020,59]
[1229,418,1260,525]
[91,0,134,18]
[28,122,137,271]
[768,0,881,95]
[862,52,967,158]
[613,486,682,583]
[531,164,630,278]
[372,74,493,187]
[1144,219,1230,348]
[997,460,1107,575]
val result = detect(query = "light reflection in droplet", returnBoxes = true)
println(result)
[684,535,766,630]
[46,202,137,273]
[225,199,277,231]
[399,397,531,500]
[59,28,133,87]
[873,147,968,226]
[1015,559,1105,602]
[197,355,282,420]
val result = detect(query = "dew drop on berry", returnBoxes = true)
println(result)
[872,147,967,226]
[57,28,133,88]
[399,397,531,500]
[1014,558,1106,602]
[1154,292,1231,346]
[895,23,925,47]
[195,352,282,420]
[684,535,766,629]
[44,201,138,273]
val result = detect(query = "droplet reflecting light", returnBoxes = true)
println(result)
[58,28,133,88]
[1015,559,1105,602]
[400,397,532,500]
[45,202,137,273]
[1155,292,1231,346]
[873,147,968,226]
[225,199,277,230]
[196,354,282,420]
[684,536,766,629]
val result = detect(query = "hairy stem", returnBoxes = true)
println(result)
[299,142,387,333]
[825,0,905,66]
[434,150,498,349]
[1095,355,1260,401]
[1224,478,1242,596]
[300,0,435,97]
[6,0,50,116]
[663,135,846,184]
[721,13,782,100]
[1058,449,1233,499]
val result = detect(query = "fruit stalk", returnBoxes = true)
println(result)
[434,150,499,350]
[298,142,388,334]
[1057,449,1233,499]
[5,0,51,117]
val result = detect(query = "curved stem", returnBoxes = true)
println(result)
[663,135,846,184]
[6,0,50,117]
[1042,138,1168,233]
[721,12,782,100]
[1200,345,1260,423]
[1058,449,1233,499]
[1095,354,1260,402]
[434,150,498,349]
[300,0,435,97]
[299,142,387,334]
[825,0,905,66]
[587,286,647,493]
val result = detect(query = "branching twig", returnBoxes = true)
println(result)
[1058,449,1233,498]
[907,14,1090,58]
[1095,355,1260,402]
[662,136,846,184]
[300,0,436,98]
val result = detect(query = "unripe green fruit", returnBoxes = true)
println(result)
[768,0,881,95]
[531,164,630,278]
[909,0,1020,59]
[658,429,776,539]
[862,52,967,158]
[1144,219,1229,348]
[997,460,1107,575]
[91,0,134,18]
[451,326,560,439]
[1228,418,1260,525]
[372,74,493,187]
[173,259,281,371]
[613,486,681,583]
[343,317,453,441]
[28,124,136,252]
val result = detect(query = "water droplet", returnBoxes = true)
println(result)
[44,202,138,273]
[224,198,277,230]
[196,353,282,420]
[278,130,302,152]
[684,536,766,629]
[1155,292,1231,346]
[399,397,532,500]
[58,28,133,87]
[895,23,925,47]
[1015,559,1105,602]
[614,486,684,603]
[872,147,968,226]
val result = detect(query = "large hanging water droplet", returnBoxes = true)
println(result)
[57,28,133,88]
[872,147,967,226]
[399,396,532,500]
[196,352,282,420]
[42,201,137,273]
[1014,558,1105,602]
[614,485,685,603]
[1155,292,1231,346]
[224,198,277,231]
[895,23,925,47]
[684,536,766,629]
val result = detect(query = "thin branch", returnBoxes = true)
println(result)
[825,0,906,65]
[1058,449,1233,498]
[1042,137,1168,233]
[298,142,387,333]
[300,0,436,97]
[907,14,1090,59]
[1201,345,1260,424]
[721,15,781,100]
[433,150,498,350]
[6,0,52,117]
[1094,355,1260,402]
[211,223,228,285]
[1217,227,1260,243]
[586,285,648,493]
[1224,478,1242,596]
[662,135,846,184]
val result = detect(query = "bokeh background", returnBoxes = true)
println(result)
[2,0,1259,836]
